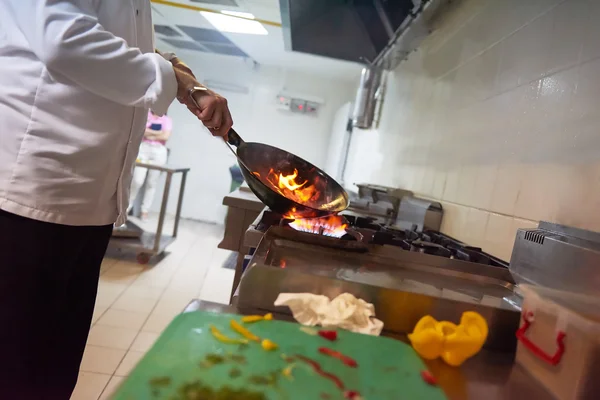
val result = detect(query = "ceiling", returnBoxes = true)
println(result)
[151,0,363,81]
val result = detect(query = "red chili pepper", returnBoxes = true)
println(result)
[421,370,437,385]
[318,330,338,341]
[318,347,358,368]
[344,390,361,399]
[295,354,345,390]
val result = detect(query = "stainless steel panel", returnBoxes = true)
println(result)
[510,222,600,296]
[237,264,519,352]
[236,227,520,352]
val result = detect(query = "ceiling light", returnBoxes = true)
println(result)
[221,10,255,20]
[200,11,268,35]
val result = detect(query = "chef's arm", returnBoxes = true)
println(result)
[7,0,176,115]
[155,49,197,80]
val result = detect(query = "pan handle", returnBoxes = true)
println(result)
[227,128,244,147]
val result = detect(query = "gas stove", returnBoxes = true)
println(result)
[248,209,508,268]
[235,209,520,352]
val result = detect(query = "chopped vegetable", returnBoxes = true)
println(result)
[261,339,278,351]
[149,376,171,387]
[226,353,247,364]
[230,319,260,342]
[318,330,338,341]
[229,368,242,378]
[296,354,345,390]
[200,353,226,368]
[248,371,279,386]
[408,312,488,367]
[176,380,266,400]
[344,390,362,399]
[241,313,273,323]
[421,370,437,385]
[282,364,296,380]
[299,326,318,336]
[318,347,358,368]
[205,354,225,364]
[210,325,248,345]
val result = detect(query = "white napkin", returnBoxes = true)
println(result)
[274,292,384,336]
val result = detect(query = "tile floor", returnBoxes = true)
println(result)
[70,217,235,400]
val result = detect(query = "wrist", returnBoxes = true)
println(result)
[160,51,177,62]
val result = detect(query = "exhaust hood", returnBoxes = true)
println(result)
[280,0,451,130]
[279,0,419,64]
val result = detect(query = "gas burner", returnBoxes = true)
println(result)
[287,215,348,238]
[253,210,508,268]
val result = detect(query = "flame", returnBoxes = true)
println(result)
[278,169,307,191]
[283,207,297,220]
[262,168,321,206]
[288,215,348,238]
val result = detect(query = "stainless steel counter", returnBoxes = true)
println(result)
[219,185,265,300]
[183,300,553,400]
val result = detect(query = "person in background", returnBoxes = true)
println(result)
[0,1,232,398]
[129,110,174,220]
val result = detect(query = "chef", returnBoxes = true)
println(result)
[0,0,232,398]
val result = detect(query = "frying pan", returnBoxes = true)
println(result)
[224,129,349,219]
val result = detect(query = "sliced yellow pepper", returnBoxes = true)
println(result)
[408,312,488,367]
[442,312,488,367]
[407,316,445,360]
[230,320,260,342]
[282,364,296,380]
[261,339,278,351]
[209,325,248,345]
[241,313,273,323]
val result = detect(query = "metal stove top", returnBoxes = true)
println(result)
[249,209,508,268]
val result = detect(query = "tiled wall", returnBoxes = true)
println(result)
[345,0,600,261]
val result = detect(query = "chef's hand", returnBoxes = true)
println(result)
[173,66,233,139]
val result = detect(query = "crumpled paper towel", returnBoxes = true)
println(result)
[274,292,384,336]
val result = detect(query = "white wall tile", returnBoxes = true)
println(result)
[580,0,600,63]
[545,0,586,75]
[341,0,600,247]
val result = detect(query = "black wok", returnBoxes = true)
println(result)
[226,129,349,219]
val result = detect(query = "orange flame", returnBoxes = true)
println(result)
[283,207,297,220]
[289,215,348,238]
[263,168,320,206]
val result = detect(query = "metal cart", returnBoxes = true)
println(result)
[110,162,190,264]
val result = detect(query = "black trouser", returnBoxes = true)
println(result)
[0,210,112,400]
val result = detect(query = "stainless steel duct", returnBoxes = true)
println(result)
[352,65,383,129]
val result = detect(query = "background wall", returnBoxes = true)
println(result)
[343,0,600,261]
[149,51,355,223]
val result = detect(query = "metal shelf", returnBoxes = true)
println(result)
[109,162,190,264]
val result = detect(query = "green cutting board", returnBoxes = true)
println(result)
[112,311,446,400]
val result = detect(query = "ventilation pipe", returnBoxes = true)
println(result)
[351,65,383,130]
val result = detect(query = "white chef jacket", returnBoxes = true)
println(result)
[0,0,178,227]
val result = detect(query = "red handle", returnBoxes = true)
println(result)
[516,311,566,366]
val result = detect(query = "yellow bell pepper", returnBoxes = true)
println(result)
[408,312,488,367]
[230,319,260,342]
[241,313,273,323]
[282,364,296,380]
[209,325,248,345]
[407,316,445,360]
[261,339,278,351]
